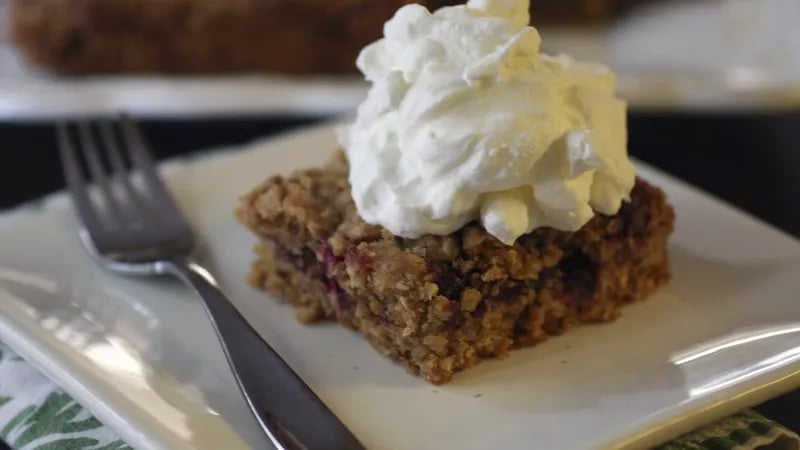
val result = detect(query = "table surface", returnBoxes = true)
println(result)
[1,112,799,433]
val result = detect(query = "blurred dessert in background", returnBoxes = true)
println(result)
[8,0,664,75]
[8,0,420,74]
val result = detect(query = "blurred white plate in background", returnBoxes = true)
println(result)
[1,0,799,119]
[608,0,800,111]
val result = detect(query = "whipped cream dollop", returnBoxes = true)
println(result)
[340,0,636,245]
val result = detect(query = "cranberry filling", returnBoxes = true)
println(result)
[345,244,374,270]
[379,306,390,325]
[496,281,523,302]
[558,252,599,313]
[274,240,352,316]
[325,278,350,313]
[448,301,464,328]
[319,241,338,273]
[434,263,465,300]
[276,246,317,271]
[318,242,353,315]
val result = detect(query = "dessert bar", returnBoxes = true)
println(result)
[238,153,674,384]
[9,0,416,74]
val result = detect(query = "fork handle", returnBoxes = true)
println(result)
[163,260,364,450]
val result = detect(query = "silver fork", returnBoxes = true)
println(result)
[57,115,364,450]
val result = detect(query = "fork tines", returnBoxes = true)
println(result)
[56,115,186,233]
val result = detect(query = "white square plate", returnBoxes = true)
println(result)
[1,123,800,450]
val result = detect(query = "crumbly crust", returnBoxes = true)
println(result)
[237,152,674,384]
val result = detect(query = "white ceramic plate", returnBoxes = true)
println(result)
[3,1,800,120]
[2,123,800,450]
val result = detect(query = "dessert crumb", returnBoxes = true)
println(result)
[474,393,483,398]
[433,389,439,394]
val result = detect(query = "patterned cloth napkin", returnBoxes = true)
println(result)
[0,342,797,450]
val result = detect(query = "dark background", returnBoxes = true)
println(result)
[1,111,799,431]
